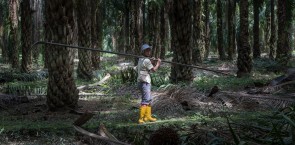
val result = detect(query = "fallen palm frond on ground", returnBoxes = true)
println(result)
[263,80,295,94]
[150,85,295,144]
[176,107,295,144]
[74,125,130,145]
[152,85,295,118]
[77,73,111,90]
[73,111,131,145]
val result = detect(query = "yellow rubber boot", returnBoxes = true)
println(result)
[138,105,147,124]
[144,105,157,122]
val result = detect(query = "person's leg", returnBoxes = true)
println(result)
[145,104,157,122]
[141,83,156,122]
[138,82,150,124]
[141,82,152,105]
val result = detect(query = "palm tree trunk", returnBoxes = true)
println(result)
[204,0,210,60]
[31,0,43,62]
[227,0,234,60]
[2,37,9,63]
[170,0,193,83]
[1,1,9,63]
[192,0,202,64]
[159,5,166,59]
[20,0,32,73]
[269,0,275,59]
[124,0,130,54]
[253,0,261,59]
[142,0,146,38]
[232,1,237,56]
[131,0,143,65]
[264,1,271,55]
[148,2,158,57]
[154,6,161,58]
[76,0,93,80]
[137,0,144,55]
[2,26,9,63]
[9,0,19,68]
[91,0,102,69]
[0,3,3,55]
[165,0,173,52]
[154,13,161,58]
[276,0,292,66]
[0,4,3,61]
[147,2,154,44]
[217,0,226,60]
[117,15,125,53]
[130,0,135,57]
[237,0,252,77]
[45,0,79,111]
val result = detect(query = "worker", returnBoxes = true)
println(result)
[135,44,161,124]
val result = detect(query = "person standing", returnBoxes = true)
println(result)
[136,44,161,124]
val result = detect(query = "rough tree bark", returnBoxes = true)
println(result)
[91,0,103,69]
[192,0,203,64]
[227,0,234,60]
[20,0,33,73]
[253,0,261,59]
[237,0,252,77]
[276,0,292,66]
[217,0,226,60]
[9,0,19,68]
[170,0,193,83]
[76,0,93,80]
[44,0,79,111]
[204,0,210,60]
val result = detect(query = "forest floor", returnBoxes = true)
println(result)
[0,56,295,145]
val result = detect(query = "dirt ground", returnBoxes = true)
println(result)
[0,57,295,144]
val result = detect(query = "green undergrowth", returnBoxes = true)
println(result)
[0,109,279,144]
[2,76,107,95]
[0,116,74,137]
[3,80,47,95]
[2,57,282,96]
[1,87,293,144]
[0,119,72,133]
[1,56,294,144]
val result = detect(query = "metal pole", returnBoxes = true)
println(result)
[33,41,234,76]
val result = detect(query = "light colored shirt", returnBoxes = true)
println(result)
[136,58,153,83]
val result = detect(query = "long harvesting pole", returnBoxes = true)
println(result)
[33,41,234,76]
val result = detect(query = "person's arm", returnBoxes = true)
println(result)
[150,58,161,72]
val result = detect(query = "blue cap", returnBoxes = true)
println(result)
[141,44,152,52]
